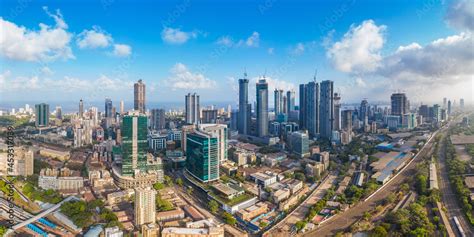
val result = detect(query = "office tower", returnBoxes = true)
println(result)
[341,110,353,131]
[282,95,288,114]
[443,97,447,109]
[35,103,49,127]
[79,99,84,118]
[121,113,148,176]
[238,78,249,135]
[359,99,369,126]
[431,104,442,122]
[320,80,334,139]
[181,125,195,153]
[391,93,408,116]
[299,84,307,129]
[120,100,125,115]
[199,124,228,163]
[334,93,341,131]
[256,78,269,137]
[274,89,284,115]
[448,100,452,115]
[55,106,62,120]
[287,90,295,114]
[105,98,113,118]
[134,187,156,226]
[460,98,465,111]
[186,131,219,182]
[419,105,429,120]
[202,109,218,123]
[288,131,310,158]
[230,110,239,130]
[134,79,146,114]
[151,109,166,130]
[306,81,320,137]
[185,93,200,125]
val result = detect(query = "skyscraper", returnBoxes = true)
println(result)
[443,97,447,109]
[391,93,408,117]
[186,131,219,182]
[150,109,166,130]
[185,93,200,125]
[35,103,49,127]
[359,99,369,126]
[274,89,284,115]
[256,78,269,137]
[447,100,452,115]
[299,83,307,129]
[105,98,113,118]
[134,187,156,226]
[199,124,228,163]
[319,80,334,139]
[79,99,84,118]
[334,93,341,131]
[306,81,320,137]
[56,106,62,120]
[120,100,125,115]
[460,98,465,111]
[341,110,353,132]
[134,79,146,113]
[238,78,249,135]
[286,90,295,114]
[121,112,148,176]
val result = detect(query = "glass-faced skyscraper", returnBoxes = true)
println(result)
[79,99,84,118]
[238,78,249,135]
[105,98,113,118]
[390,93,408,116]
[35,103,49,127]
[185,93,200,125]
[121,113,148,176]
[186,131,219,183]
[256,78,269,137]
[319,80,334,139]
[299,80,319,138]
[134,79,146,114]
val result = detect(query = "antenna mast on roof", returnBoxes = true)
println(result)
[313,69,318,82]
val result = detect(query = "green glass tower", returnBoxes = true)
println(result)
[35,103,49,127]
[121,113,148,176]
[186,131,219,183]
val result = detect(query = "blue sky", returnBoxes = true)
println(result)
[0,0,473,107]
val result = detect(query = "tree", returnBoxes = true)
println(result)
[295,220,307,231]
[209,200,219,214]
[156,196,174,211]
[363,211,372,221]
[294,172,306,182]
[222,212,236,225]
[153,182,165,190]
[176,178,183,187]
[164,175,173,186]
[370,226,388,237]
[259,221,268,228]
[415,174,428,195]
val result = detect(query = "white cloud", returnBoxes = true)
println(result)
[216,36,234,47]
[244,31,260,47]
[290,43,305,56]
[165,63,217,90]
[0,8,74,62]
[41,66,54,76]
[247,76,296,103]
[326,20,386,73]
[216,32,261,48]
[0,71,133,94]
[76,26,112,49]
[445,0,474,32]
[161,27,198,44]
[112,44,132,57]
[378,32,474,84]
[267,48,274,55]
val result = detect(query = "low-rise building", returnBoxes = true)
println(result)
[236,202,268,221]
[156,208,185,222]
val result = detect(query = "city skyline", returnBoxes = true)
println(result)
[1,0,473,105]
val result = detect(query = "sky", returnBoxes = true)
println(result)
[0,0,473,108]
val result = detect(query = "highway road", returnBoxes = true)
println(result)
[303,128,440,236]
[437,120,473,236]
